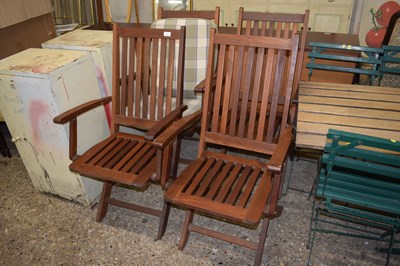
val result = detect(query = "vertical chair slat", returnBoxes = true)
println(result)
[135,37,143,118]
[220,45,235,135]
[150,38,158,120]
[142,37,151,118]
[257,49,274,142]
[166,38,175,115]
[247,47,264,139]
[267,50,285,142]
[127,36,136,117]
[229,45,245,136]
[238,46,255,138]
[211,44,227,133]
[158,38,167,119]
[120,37,128,115]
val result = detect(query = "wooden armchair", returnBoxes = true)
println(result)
[53,24,187,234]
[156,29,300,265]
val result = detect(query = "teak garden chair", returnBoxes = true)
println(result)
[53,24,186,232]
[156,29,299,265]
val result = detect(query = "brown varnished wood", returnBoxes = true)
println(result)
[161,29,299,265]
[53,24,187,234]
[237,7,309,103]
[158,7,220,26]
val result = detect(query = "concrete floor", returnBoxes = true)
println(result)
[0,125,398,266]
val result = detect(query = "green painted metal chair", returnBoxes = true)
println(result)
[379,45,400,85]
[307,129,400,265]
[306,42,383,85]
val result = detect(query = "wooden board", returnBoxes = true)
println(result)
[296,82,400,150]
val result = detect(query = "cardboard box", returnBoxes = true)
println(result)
[0,0,56,59]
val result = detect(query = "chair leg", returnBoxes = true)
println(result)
[157,201,171,240]
[171,136,182,179]
[278,158,288,199]
[178,210,195,251]
[384,228,397,266]
[254,216,271,266]
[96,181,113,222]
[0,124,11,158]
[306,208,320,266]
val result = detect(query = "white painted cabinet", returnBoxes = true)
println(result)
[0,48,110,206]
[193,0,354,33]
[42,29,113,98]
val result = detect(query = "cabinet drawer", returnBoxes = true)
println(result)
[309,0,353,5]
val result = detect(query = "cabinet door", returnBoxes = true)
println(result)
[308,0,354,33]
[0,76,75,194]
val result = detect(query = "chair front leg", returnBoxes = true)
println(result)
[157,201,172,240]
[156,144,173,188]
[178,210,195,250]
[96,181,114,222]
[254,216,271,266]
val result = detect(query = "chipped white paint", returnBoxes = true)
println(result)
[0,48,110,206]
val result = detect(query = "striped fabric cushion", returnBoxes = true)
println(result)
[151,18,217,99]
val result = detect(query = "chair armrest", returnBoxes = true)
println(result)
[53,96,112,161]
[194,72,218,93]
[152,109,202,149]
[53,96,112,124]
[268,125,293,173]
[144,105,188,141]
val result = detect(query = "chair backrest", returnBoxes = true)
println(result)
[379,45,400,86]
[111,24,186,133]
[199,29,299,155]
[158,7,220,26]
[151,18,218,99]
[237,8,309,97]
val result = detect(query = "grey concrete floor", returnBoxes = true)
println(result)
[0,126,398,265]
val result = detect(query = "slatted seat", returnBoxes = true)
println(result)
[70,133,157,186]
[53,24,187,233]
[156,29,299,265]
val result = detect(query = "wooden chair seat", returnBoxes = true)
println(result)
[165,151,272,226]
[70,133,157,187]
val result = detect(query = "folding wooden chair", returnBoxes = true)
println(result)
[156,29,299,265]
[53,24,187,234]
